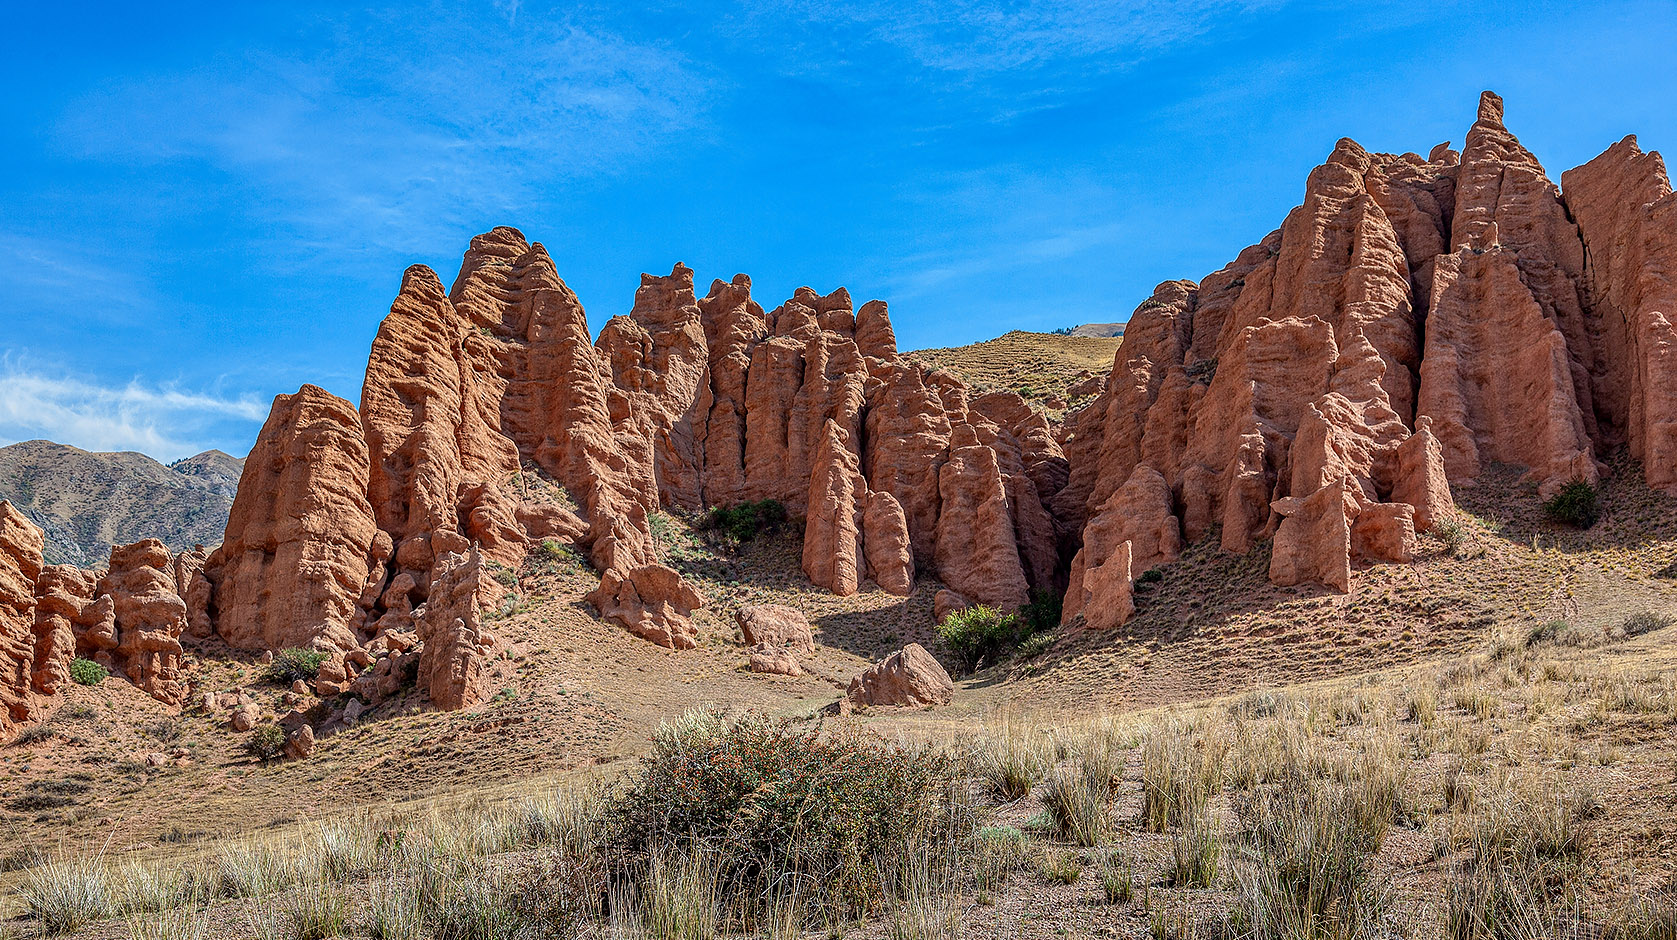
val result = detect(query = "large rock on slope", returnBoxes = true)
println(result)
[846,643,955,707]
[204,386,379,653]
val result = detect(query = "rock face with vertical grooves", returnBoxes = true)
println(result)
[0,501,47,734]
[1060,91,1677,623]
[203,386,379,654]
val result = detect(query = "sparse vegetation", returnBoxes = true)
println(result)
[1542,478,1599,528]
[698,498,788,543]
[266,648,328,684]
[68,657,107,686]
[606,710,964,917]
[1432,514,1470,556]
[244,724,288,763]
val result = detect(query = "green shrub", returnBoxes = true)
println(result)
[68,658,106,687]
[605,710,963,916]
[1432,515,1469,557]
[244,724,287,763]
[1020,589,1062,634]
[698,499,788,542]
[266,648,327,684]
[1136,568,1164,587]
[938,605,1029,672]
[1541,479,1597,528]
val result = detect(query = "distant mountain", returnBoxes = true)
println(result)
[1066,322,1125,337]
[0,440,243,567]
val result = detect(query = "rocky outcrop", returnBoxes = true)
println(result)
[204,386,378,653]
[846,643,955,707]
[735,605,815,652]
[95,540,189,705]
[1064,91,1677,596]
[803,421,866,597]
[593,563,706,650]
[192,226,1067,674]
[415,547,492,711]
[1,502,47,734]
[1561,136,1677,491]
[740,602,812,677]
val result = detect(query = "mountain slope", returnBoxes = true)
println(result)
[908,329,1120,413]
[0,440,241,566]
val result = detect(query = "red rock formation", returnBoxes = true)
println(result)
[1391,418,1453,533]
[205,386,379,653]
[31,565,84,696]
[96,539,188,705]
[737,605,813,676]
[1562,136,1677,491]
[593,563,705,650]
[1062,92,1677,595]
[1,502,47,733]
[803,421,866,596]
[862,491,914,596]
[846,643,954,707]
[416,547,491,710]
[935,431,1030,609]
[1416,246,1598,495]
[735,605,814,652]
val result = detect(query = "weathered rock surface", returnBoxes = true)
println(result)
[1063,91,1677,595]
[188,226,1067,680]
[1562,136,1677,490]
[96,539,188,705]
[735,605,815,653]
[1,502,47,733]
[846,643,955,707]
[748,645,803,677]
[204,386,378,653]
[416,548,493,711]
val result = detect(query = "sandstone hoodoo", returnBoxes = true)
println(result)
[1057,91,1677,630]
[175,227,1063,710]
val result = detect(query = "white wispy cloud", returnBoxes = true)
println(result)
[0,358,268,462]
[54,6,711,260]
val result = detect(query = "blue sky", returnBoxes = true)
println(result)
[3,1,1674,461]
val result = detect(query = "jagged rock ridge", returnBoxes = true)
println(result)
[180,229,1066,710]
[1060,92,1677,630]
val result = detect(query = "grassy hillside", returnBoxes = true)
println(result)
[909,330,1120,415]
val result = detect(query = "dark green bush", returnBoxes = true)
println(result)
[605,711,963,915]
[1135,568,1164,587]
[67,658,106,686]
[698,499,787,542]
[266,648,328,684]
[1020,589,1062,634]
[1541,479,1597,528]
[938,605,1031,672]
[245,724,287,762]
